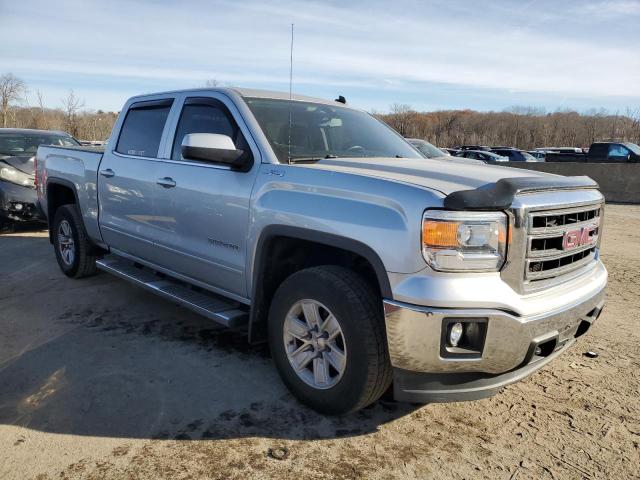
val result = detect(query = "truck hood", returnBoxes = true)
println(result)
[303,156,558,196]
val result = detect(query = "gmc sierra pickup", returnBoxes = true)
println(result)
[36,88,607,414]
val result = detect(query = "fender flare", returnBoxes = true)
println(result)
[251,224,392,299]
[248,225,392,344]
[45,177,80,241]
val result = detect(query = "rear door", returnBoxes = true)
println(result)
[150,94,261,299]
[587,143,608,162]
[98,98,174,264]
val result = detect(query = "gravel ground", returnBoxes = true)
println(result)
[0,204,638,480]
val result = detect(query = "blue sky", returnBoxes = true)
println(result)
[1,0,639,113]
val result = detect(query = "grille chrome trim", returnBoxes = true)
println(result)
[526,249,596,281]
[500,189,605,295]
[527,240,596,259]
[525,202,602,287]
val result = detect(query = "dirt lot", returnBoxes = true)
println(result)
[0,204,639,480]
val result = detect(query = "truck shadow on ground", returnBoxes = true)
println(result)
[0,241,419,441]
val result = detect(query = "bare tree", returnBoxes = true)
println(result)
[387,104,418,137]
[0,72,27,128]
[61,90,85,137]
[204,79,220,87]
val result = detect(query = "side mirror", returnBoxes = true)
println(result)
[181,133,251,170]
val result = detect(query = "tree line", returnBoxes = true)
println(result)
[3,72,639,148]
[1,72,117,141]
[379,104,640,149]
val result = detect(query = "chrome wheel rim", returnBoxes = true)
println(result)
[57,220,75,266]
[283,299,347,389]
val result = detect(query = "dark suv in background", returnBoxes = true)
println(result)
[0,128,79,230]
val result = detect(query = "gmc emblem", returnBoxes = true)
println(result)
[562,225,598,250]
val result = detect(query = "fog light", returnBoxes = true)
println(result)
[449,322,464,347]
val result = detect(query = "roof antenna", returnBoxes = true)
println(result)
[335,95,346,104]
[287,23,294,165]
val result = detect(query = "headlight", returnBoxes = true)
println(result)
[422,210,508,271]
[0,165,34,187]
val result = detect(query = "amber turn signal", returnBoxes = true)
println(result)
[422,220,460,248]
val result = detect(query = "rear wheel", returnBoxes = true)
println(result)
[268,266,392,414]
[52,204,97,278]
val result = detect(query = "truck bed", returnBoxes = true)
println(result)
[36,144,105,244]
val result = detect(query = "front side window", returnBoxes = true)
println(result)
[171,97,248,161]
[608,144,630,160]
[116,100,173,158]
[245,97,421,163]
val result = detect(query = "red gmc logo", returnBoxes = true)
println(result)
[562,225,598,250]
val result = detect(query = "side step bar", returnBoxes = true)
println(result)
[96,257,249,328]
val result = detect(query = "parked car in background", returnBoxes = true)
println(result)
[79,140,107,147]
[407,138,448,158]
[535,147,584,154]
[545,142,640,162]
[37,87,607,414]
[442,148,460,156]
[0,128,79,229]
[456,145,491,151]
[456,150,509,162]
[490,148,539,162]
[528,151,546,161]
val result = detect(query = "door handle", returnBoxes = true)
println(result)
[99,168,115,178]
[156,177,176,188]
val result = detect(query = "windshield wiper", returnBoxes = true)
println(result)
[288,156,323,163]
[288,154,340,163]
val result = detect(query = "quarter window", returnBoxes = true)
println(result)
[171,97,249,161]
[116,99,173,158]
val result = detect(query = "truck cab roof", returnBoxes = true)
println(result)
[126,87,351,109]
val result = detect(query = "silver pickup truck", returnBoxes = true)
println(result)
[36,88,607,414]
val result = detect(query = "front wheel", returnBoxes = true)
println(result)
[268,266,392,414]
[52,204,97,278]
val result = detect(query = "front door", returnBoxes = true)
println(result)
[151,95,260,299]
[98,98,173,264]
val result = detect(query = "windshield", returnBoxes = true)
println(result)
[245,98,422,162]
[521,151,537,161]
[408,139,444,158]
[0,133,79,156]
[624,142,640,155]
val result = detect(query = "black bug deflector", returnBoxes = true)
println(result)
[443,176,599,210]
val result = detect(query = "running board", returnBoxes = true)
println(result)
[96,257,249,328]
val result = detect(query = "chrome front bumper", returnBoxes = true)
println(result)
[384,285,605,402]
[384,285,605,375]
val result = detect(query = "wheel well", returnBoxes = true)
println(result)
[248,234,386,343]
[46,182,77,243]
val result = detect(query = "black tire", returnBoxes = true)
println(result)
[268,266,392,414]
[52,204,97,278]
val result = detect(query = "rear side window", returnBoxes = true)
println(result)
[171,97,248,161]
[116,99,173,158]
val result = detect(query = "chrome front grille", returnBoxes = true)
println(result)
[500,190,605,295]
[524,204,602,284]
